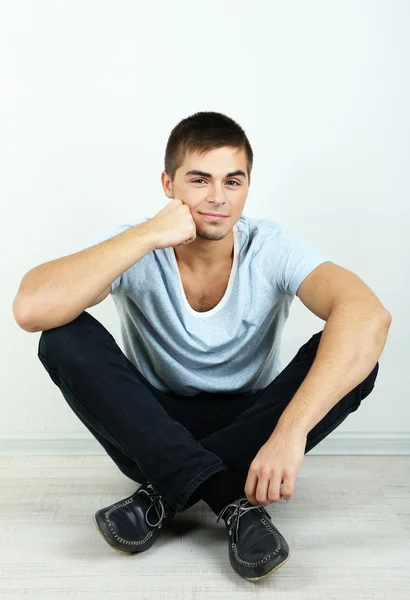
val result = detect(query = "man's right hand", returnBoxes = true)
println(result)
[145,199,197,250]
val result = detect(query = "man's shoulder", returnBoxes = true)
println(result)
[237,214,286,244]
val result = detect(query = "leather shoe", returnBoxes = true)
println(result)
[93,481,176,554]
[217,496,290,581]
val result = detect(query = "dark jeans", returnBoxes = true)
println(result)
[37,310,379,513]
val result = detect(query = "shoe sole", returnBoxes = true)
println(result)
[244,551,291,581]
[93,513,133,555]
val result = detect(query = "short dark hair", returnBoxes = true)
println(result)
[164,111,253,184]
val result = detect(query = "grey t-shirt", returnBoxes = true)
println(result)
[83,214,330,396]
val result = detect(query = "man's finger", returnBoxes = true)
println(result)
[268,471,284,502]
[280,472,295,500]
[244,470,258,504]
[255,473,270,504]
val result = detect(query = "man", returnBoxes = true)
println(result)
[13,111,391,582]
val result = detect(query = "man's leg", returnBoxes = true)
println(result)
[194,330,380,487]
[37,310,231,512]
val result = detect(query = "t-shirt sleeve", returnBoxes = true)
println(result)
[276,229,331,296]
[81,218,148,293]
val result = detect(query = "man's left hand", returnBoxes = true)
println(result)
[244,427,308,505]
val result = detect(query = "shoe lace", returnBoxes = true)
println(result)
[216,497,272,543]
[138,482,169,528]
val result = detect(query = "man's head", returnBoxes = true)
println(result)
[161,111,253,243]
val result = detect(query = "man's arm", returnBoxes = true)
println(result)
[274,262,392,436]
[12,222,158,333]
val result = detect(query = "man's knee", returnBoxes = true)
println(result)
[361,361,380,399]
[37,312,90,364]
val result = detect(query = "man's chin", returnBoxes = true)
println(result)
[195,228,228,241]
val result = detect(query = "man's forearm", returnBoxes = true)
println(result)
[274,304,391,437]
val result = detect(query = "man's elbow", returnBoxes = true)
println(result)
[12,300,39,333]
[378,308,392,327]
[14,313,40,333]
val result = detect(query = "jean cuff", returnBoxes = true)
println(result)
[174,462,228,512]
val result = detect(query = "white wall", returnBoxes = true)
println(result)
[1,1,408,447]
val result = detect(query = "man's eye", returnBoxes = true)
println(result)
[192,179,240,186]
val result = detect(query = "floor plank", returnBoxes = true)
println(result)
[0,455,409,599]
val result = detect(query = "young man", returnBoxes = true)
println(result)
[13,111,391,582]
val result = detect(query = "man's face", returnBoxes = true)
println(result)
[161,146,250,242]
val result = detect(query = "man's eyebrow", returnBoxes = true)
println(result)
[184,169,247,179]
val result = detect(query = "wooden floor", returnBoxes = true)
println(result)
[0,454,409,599]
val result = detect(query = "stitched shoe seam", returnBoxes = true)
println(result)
[105,495,154,546]
[105,513,153,546]
[231,517,282,567]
